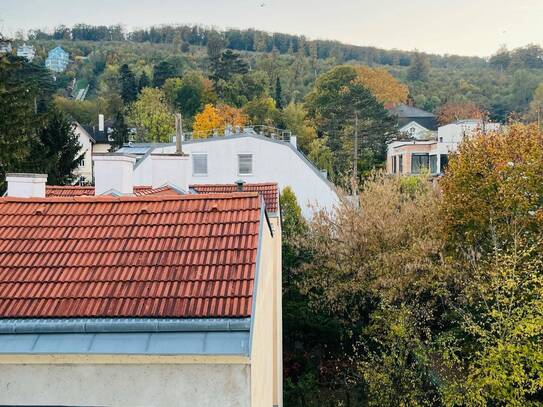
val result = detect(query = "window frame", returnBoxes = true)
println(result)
[192,153,208,176]
[411,153,429,174]
[237,153,253,176]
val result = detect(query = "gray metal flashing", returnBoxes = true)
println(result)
[0,331,250,356]
[248,199,266,355]
[0,318,251,334]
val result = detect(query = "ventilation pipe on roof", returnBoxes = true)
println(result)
[93,154,136,195]
[235,179,245,192]
[5,173,47,198]
[98,114,105,132]
[290,135,297,149]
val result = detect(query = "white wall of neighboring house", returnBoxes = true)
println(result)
[132,135,339,218]
[399,121,436,140]
[73,123,94,183]
[387,120,502,176]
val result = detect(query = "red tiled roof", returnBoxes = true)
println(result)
[190,183,279,213]
[46,185,179,198]
[0,193,262,319]
[46,186,94,197]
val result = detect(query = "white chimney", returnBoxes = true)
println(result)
[290,135,297,149]
[98,114,105,132]
[93,154,136,195]
[151,153,189,192]
[6,173,47,198]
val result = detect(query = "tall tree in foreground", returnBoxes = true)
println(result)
[30,108,83,185]
[109,110,130,151]
[354,66,409,105]
[305,66,397,185]
[0,50,54,191]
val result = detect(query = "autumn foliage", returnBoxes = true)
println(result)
[192,103,247,136]
[436,101,485,125]
[353,66,409,105]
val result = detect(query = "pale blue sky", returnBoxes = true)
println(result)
[1,0,542,56]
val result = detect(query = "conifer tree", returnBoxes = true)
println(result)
[119,64,138,104]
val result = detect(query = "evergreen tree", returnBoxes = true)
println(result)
[109,110,129,151]
[0,51,54,192]
[275,76,283,109]
[152,61,177,88]
[119,64,138,104]
[210,50,249,83]
[138,71,150,93]
[407,52,430,81]
[30,108,83,185]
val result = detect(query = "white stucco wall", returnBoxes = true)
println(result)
[0,363,250,407]
[74,123,94,182]
[135,136,339,218]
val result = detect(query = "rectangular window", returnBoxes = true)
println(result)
[399,155,403,174]
[429,155,438,174]
[411,153,429,174]
[192,153,208,176]
[238,153,253,175]
[440,154,449,173]
[392,156,397,174]
[79,158,85,168]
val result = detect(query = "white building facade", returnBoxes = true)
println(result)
[16,43,36,61]
[115,131,339,218]
[387,119,502,176]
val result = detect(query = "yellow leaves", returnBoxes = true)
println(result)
[192,103,247,137]
[353,66,409,105]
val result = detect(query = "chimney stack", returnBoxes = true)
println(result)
[6,173,47,198]
[98,114,105,132]
[93,154,136,195]
[235,179,245,192]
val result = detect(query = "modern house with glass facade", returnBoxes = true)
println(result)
[387,119,502,176]
[45,46,69,72]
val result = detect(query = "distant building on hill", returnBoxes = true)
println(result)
[387,119,502,176]
[45,46,69,72]
[0,42,12,54]
[390,103,438,131]
[16,43,36,61]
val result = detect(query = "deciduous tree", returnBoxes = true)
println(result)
[354,66,408,105]
[128,88,175,142]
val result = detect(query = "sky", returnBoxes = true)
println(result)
[1,0,542,57]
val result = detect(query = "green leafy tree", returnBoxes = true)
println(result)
[279,102,317,152]
[206,31,226,60]
[128,88,175,142]
[244,96,279,125]
[119,63,138,104]
[175,71,207,118]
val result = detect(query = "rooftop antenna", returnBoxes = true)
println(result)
[175,113,183,154]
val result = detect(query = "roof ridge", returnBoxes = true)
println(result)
[0,192,260,204]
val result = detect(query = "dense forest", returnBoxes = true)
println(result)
[14,23,543,122]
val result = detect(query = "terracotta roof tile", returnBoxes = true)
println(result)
[0,193,262,319]
[190,183,279,213]
[46,185,180,198]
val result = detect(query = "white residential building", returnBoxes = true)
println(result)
[73,123,95,183]
[387,119,502,176]
[111,128,339,218]
[0,42,12,54]
[16,43,36,61]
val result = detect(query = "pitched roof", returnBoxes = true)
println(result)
[0,193,262,319]
[191,183,279,213]
[46,186,95,197]
[45,185,179,198]
[390,104,435,118]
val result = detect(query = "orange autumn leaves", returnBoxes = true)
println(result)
[353,66,409,105]
[192,104,247,137]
